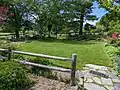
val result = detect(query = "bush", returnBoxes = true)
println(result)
[27,57,58,80]
[0,40,20,50]
[105,46,119,60]
[29,57,54,66]
[105,46,120,74]
[0,40,21,59]
[0,61,31,90]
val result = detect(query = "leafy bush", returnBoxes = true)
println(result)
[105,46,119,59]
[0,40,21,59]
[105,45,120,74]
[29,57,54,66]
[0,40,20,50]
[26,57,58,80]
[0,61,31,90]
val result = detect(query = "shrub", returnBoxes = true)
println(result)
[105,45,120,74]
[0,40,20,50]
[0,40,21,59]
[105,46,119,59]
[0,61,31,90]
[29,57,54,66]
[27,57,58,80]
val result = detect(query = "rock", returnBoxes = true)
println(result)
[85,64,108,70]
[78,79,83,85]
[82,67,90,70]
[101,77,113,86]
[114,84,120,90]
[105,85,114,90]
[86,78,94,83]
[92,77,102,84]
[76,71,85,78]
[70,86,78,90]
[112,78,120,83]
[84,83,106,90]
[98,70,107,74]
[77,64,120,90]
[107,70,118,78]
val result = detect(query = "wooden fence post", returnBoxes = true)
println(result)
[8,47,12,60]
[71,54,76,86]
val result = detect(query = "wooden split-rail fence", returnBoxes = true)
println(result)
[0,47,77,86]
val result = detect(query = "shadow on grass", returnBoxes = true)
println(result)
[36,38,99,45]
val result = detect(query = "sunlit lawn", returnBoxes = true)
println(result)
[19,39,112,69]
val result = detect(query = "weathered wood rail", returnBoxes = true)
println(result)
[13,50,71,61]
[0,33,15,36]
[0,48,77,86]
[19,60,71,72]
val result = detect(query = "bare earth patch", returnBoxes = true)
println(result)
[29,75,72,90]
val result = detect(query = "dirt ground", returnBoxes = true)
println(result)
[29,75,72,90]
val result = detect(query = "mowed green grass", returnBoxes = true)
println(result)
[19,39,112,69]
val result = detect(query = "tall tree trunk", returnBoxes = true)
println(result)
[55,25,58,38]
[79,14,84,35]
[15,29,19,39]
[38,23,44,39]
[48,24,52,38]
[39,27,43,39]
[48,30,51,38]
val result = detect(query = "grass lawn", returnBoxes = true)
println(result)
[19,39,112,69]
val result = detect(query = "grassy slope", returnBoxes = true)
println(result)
[19,39,112,69]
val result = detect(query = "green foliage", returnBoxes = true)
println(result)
[105,46,119,59]
[27,57,58,80]
[97,0,120,12]
[0,61,31,90]
[1,0,97,39]
[104,45,120,74]
[95,22,105,34]
[108,20,120,34]
[0,40,20,49]
[97,0,120,34]
[105,44,120,74]
[29,57,54,66]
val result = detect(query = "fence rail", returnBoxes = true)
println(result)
[0,49,71,61]
[0,47,76,86]
[0,33,15,36]
[0,48,7,51]
[19,60,71,72]
[13,50,71,61]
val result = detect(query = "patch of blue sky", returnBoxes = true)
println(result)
[86,1,108,25]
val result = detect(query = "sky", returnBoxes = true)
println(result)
[86,1,108,25]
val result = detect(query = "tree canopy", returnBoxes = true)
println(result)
[97,0,120,34]
[1,0,119,39]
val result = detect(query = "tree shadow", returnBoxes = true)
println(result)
[38,38,99,45]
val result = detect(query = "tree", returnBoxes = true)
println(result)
[95,22,105,34]
[0,5,8,24]
[1,0,98,39]
[84,23,95,32]
[29,0,63,38]
[97,0,120,12]
[97,0,120,34]
[61,0,97,36]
